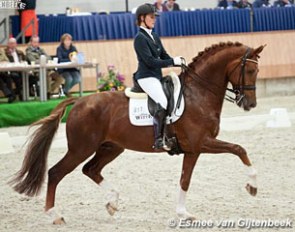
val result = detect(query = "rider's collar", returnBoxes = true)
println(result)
[140,26,153,39]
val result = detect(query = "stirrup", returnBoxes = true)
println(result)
[162,136,171,151]
[153,137,171,151]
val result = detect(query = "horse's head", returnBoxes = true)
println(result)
[226,45,265,111]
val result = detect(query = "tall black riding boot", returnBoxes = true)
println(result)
[153,104,170,150]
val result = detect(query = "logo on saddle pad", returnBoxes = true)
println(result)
[125,72,185,126]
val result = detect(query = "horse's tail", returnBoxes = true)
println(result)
[9,97,77,197]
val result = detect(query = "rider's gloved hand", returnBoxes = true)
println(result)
[173,56,187,66]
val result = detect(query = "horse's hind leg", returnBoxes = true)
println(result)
[82,142,124,216]
[45,149,95,224]
[201,137,257,196]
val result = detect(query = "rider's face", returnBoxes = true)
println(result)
[142,13,156,29]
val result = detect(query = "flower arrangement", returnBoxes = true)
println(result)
[97,65,126,92]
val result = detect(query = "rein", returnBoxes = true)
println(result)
[178,48,259,105]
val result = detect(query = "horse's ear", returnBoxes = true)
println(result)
[253,44,266,56]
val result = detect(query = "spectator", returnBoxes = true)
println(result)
[19,0,38,43]
[4,38,26,100]
[56,33,81,97]
[274,0,293,7]
[252,0,272,8]
[154,0,168,12]
[164,0,180,11]
[237,0,252,8]
[218,0,238,9]
[0,49,16,103]
[26,36,64,99]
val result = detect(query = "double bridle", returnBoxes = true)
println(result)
[179,47,259,105]
[225,48,258,104]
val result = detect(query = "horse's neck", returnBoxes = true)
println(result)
[184,51,237,114]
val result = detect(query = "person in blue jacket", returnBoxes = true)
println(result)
[252,0,271,7]
[218,0,238,9]
[56,33,81,97]
[274,0,293,7]
[133,3,185,150]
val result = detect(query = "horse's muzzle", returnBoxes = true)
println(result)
[241,98,257,111]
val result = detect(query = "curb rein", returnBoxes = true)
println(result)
[177,48,259,107]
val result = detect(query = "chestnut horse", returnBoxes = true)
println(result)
[10,42,264,224]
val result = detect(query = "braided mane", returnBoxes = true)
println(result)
[189,41,243,67]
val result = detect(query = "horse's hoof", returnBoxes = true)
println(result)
[177,211,197,221]
[245,183,257,196]
[106,202,118,216]
[53,217,66,225]
[46,207,65,225]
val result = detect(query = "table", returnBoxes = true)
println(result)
[0,62,99,102]
[0,63,37,101]
[39,62,99,101]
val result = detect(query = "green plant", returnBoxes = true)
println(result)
[97,64,126,92]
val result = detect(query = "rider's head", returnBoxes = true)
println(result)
[136,3,158,29]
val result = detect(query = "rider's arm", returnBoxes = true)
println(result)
[134,35,173,69]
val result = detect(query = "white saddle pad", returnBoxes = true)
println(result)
[125,72,185,126]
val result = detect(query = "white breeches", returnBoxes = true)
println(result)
[137,77,168,110]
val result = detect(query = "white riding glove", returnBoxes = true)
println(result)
[173,56,187,66]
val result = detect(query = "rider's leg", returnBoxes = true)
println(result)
[137,77,169,150]
[137,77,167,109]
[152,103,169,149]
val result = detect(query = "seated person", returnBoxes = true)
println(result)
[274,0,293,7]
[237,0,252,8]
[164,0,180,11]
[0,49,16,103]
[218,0,238,9]
[56,33,81,97]
[4,37,26,100]
[26,36,64,99]
[252,0,272,7]
[154,0,168,12]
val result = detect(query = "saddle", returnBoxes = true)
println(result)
[125,72,185,155]
[125,72,185,127]
[131,76,175,117]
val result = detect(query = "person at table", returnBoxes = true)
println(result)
[164,0,180,11]
[153,0,168,12]
[56,33,81,97]
[218,0,238,9]
[237,0,252,8]
[0,49,16,103]
[26,35,64,99]
[252,0,272,7]
[274,0,293,7]
[4,38,26,100]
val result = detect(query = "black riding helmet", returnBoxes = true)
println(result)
[135,3,159,27]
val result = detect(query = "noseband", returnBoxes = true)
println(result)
[225,48,258,104]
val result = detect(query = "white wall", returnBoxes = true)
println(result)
[35,0,228,15]
[35,0,279,15]
[35,1,213,15]
[0,1,278,17]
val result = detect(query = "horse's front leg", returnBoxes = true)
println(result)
[176,153,200,220]
[201,137,257,196]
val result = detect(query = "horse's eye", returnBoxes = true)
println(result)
[247,69,256,74]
